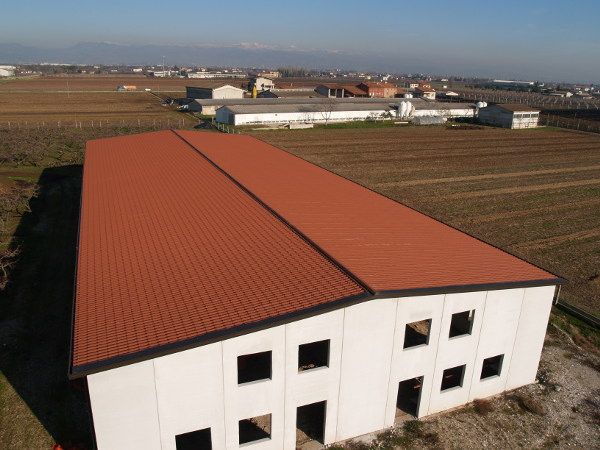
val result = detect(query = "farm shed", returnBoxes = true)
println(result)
[478,104,540,129]
[74,130,561,450]
[186,83,245,100]
[315,83,369,98]
[215,103,393,125]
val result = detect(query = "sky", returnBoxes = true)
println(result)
[1,0,600,83]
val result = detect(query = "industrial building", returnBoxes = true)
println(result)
[186,83,245,100]
[478,104,540,129]
[74,130,561,450]
[211,99,476,125]
[215,103,393,125]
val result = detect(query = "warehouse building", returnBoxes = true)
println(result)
[215,103,393,125]
[478,104,540,129]
[186,83,245,100]
[74,130,561,450]
[182,97,387,115]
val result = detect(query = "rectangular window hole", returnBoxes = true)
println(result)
[403,319,431,348]
[441,364,465,391]
[298,339,330,372]
[176,427,212,450]
[239,414,271,445]
[396,376,423,420]
[296,400,326,445]
[449,310,475,338]
[237,351,272,384]
[481,354,504,379]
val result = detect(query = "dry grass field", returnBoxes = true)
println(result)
[251,126,600,316]
[0,74,229,93]
[0,91,191,125]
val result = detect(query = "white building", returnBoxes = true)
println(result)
[216,103,393,125]
[74,131,561,450]
[478,104,540,129]
[0,65,16,77]
[186,84,245,100]
[250,76,276,91]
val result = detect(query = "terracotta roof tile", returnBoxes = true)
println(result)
[177,131,559,293]
[73,129,560,375]
[73,131,365,373]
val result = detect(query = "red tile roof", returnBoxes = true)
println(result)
[72,130,560,376]
[177,131,559,293]
[72,131,365,375]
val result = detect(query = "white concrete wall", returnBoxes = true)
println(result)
[213,86,244,99]
[412,107,475,118]
[87,285,555,450]
[336,298,397,440]
[219,109,391,125]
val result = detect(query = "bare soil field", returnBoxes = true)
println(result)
[251,126,600,316]
[0,91,195,126]
[0,74,247,93]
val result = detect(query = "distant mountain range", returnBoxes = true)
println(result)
[0,42,409,73]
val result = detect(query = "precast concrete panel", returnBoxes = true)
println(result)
[88,361,161,450]
[385,294,445,423]
[427,291,486,414]
[283,310,345,447]
[506,286,555,390]
[153,343,226,450]
[222,326,286,449]
[336,298,398,441]
[469,288,524,401]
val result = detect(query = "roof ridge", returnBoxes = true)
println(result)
[170,130,376,296]
[240,132,563,284]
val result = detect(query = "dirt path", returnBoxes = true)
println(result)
[511,227,600,251]
[378,164,600,187]
[441,178,600,199]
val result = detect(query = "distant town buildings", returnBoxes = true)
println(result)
[0,65,16,77]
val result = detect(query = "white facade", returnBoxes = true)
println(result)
[0,65,16,77]
[478,106,540,129]
[186,85,245,100]
[251,77,275,91]
[216,107,391,126]
[412,107,475,119]
[88,285,555,450]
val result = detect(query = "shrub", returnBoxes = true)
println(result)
[516,393,546,415]
[473,398,494,415]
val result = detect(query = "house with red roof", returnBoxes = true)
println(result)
[72,130,561,449]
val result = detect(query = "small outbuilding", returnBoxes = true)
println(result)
[186,83,245,100]
[478,104,540,129]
